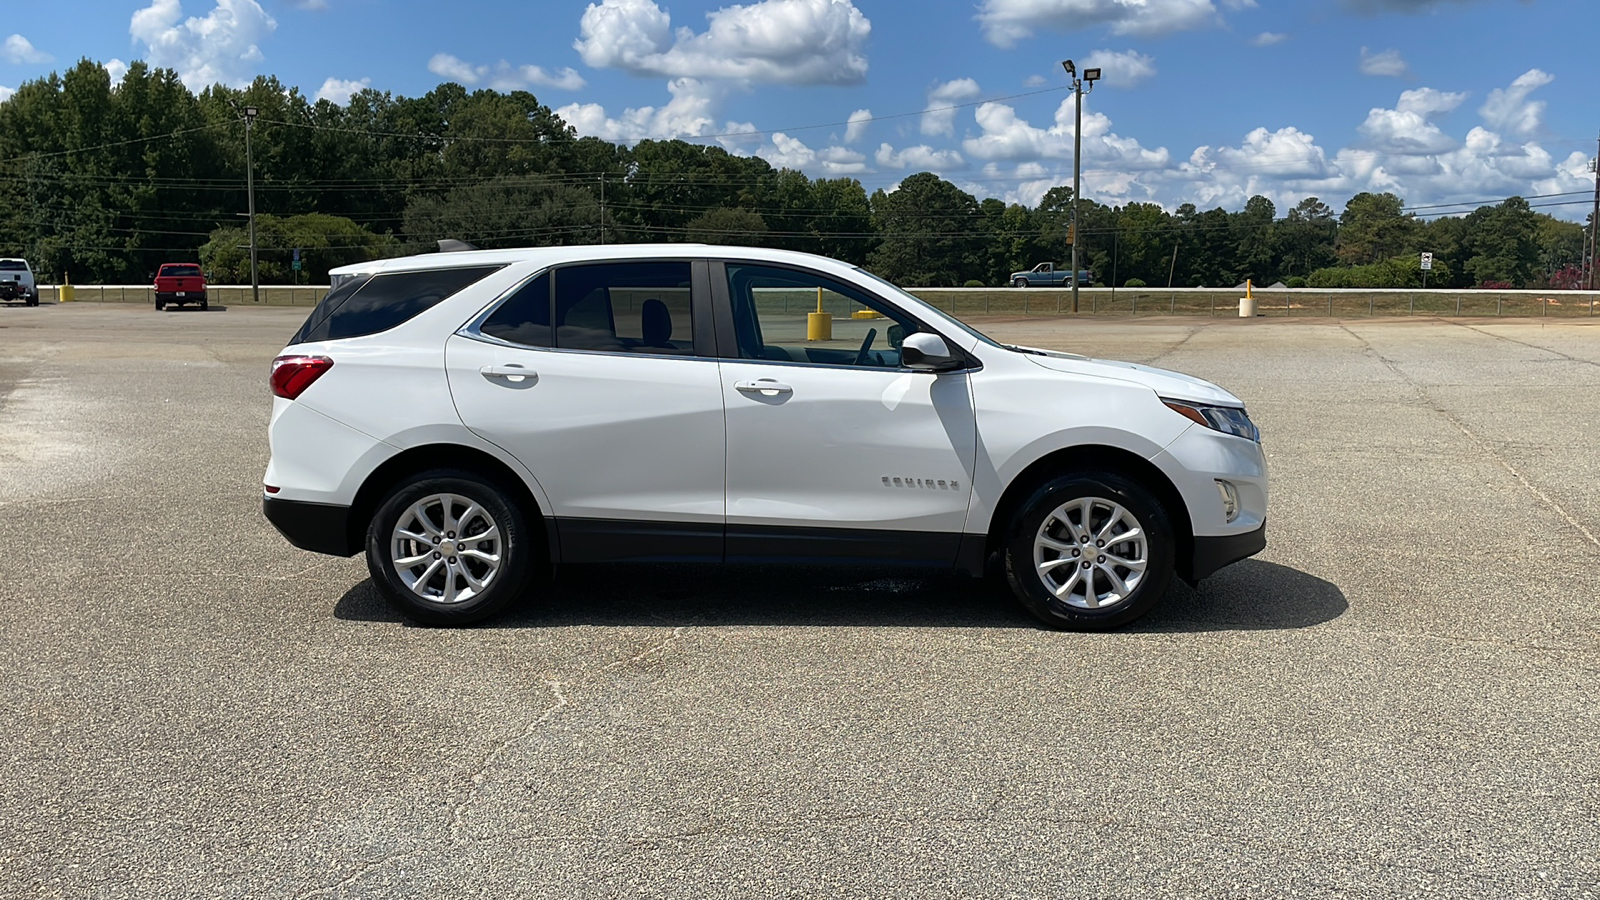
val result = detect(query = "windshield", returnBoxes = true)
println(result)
[852,267,1006,350]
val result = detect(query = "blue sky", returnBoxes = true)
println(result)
[2,0,1595,218]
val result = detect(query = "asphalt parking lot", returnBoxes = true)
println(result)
[2,302,1597,898]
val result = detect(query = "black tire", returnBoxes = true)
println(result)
[200,297,209,311]
[1003,470,1175,630]
[26,294,38,307]
[365,469,538,626]
[155,298,165,310]
[1013,277,1028,288]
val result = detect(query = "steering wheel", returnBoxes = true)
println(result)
[852,328,878,367]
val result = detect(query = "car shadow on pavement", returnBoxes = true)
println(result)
[333,558,1345,632]
[164,305,227,312]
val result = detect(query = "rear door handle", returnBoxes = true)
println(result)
[735,379,793,396]
[480,364,537,383]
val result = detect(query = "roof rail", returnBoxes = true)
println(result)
[437,239,479,253]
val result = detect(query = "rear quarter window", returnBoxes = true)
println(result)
[290,266,502,344]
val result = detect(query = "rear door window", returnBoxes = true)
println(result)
[291,265,502,344]
[553,262,694,356]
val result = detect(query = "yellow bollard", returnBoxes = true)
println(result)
[807,285,832,340]
[60,271,75,303]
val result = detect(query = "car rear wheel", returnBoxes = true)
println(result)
[366,469,537,626]
[200,297,209,311]
[155,298,165,310]
[1003,470,1175,630]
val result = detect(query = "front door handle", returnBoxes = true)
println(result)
[735,379,793,396]
[480,364,537,384]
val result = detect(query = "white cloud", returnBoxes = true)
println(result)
[1250,32,1287,46]
[286,0,327,8]
[104,59,130,83]
[758,132,867,173]
[575,0,872,85]
[1359,47,1408,77]
[1356,87,1466,155]
[556,78,747,145]
[129,0,277,90]
[3,34,51,64]
[1081,49,1156,88]
[978,0,1224,47]
[0,86,12,104]
[844,108,871,143]
[876,143,965,171]
[427,53,586,91]
[922,78,982,137]
[961,95,1169,171]
[1024,74,1047,87]
[1479,68,1552,137]
[315,76,370,105]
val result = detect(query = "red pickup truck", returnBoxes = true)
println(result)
[154,263,208,310]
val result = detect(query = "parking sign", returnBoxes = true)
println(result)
[1420,252,1433,271]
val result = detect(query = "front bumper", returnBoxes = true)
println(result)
[1187,519,1266,581]
[263,496,358,557]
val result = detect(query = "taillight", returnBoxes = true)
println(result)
[270,355,333,399]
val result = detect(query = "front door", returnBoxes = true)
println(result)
[446,261,726,562]
[714,262,977,565]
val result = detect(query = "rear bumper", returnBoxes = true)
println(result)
[1187,519,1267,581]
[263,496,358,557]
[155,291,206,301]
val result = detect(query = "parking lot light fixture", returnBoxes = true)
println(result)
[1062,60,1101,313]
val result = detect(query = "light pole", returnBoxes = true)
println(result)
[244,106,260,304]
[1061,60,1100,314]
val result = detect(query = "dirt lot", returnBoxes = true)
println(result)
[1,303,1597,898]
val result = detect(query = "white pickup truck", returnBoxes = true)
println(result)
[0,258,39,306]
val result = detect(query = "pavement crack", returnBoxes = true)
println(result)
[1143,325,1203,366]
[449,679,570,844]
[1339,324,1600,553]
[603,625,688,672]
[1446,320,1600,368]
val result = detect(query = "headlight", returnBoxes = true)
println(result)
[1162,399,1260,442]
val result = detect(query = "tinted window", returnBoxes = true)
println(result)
[479,273,551,347]
[290,266,501,344]
[0,261,26,271]
[161,265,202,277]
[725,264,921,369]
[554,262,694,356]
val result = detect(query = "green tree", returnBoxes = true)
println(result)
[1337,192,1418,266]
[1460,197,1540,287]
[867,173,984,286]
[403,176,603,250]
[1276,197,1338,279]
[200,213,399,283]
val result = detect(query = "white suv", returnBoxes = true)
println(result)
[264,245,1267,628]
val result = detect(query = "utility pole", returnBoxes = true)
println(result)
[599,173,607,245]
[244,106,260,304]
[1589,133,1599,291]
[1061,61,1101,313]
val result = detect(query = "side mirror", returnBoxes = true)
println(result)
[901,332,958,371]
[887,323,905,350]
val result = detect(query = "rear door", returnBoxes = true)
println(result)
[446,260,728,562]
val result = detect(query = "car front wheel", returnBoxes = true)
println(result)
[1004,470,1175,630]
[366,469,537,626]
[1013,277,1028,288]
